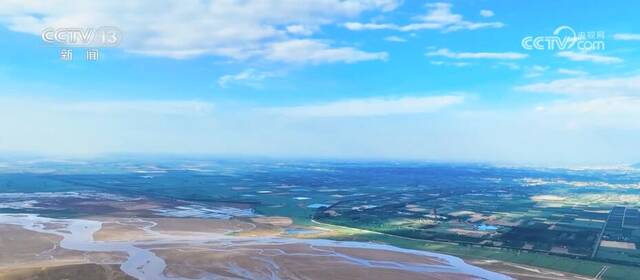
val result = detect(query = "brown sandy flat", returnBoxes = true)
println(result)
[249,243,324,255]
[0,264,134,280]
[0,216,507,280]
[471,259,593,280]
[318,246,449,266]
[153,242,472,280]
[92,217,257,241]
[0,224,127,269]
[250,216,293,227]
[0,224,62,265]
[93,222,149,242]
[273,256,474,280]
[150,217,254,234]
[232,221,284,237]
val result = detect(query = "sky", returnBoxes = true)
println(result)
[0,0,639,166]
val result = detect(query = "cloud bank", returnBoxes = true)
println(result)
[345,2,504,32]
[0,0,397,62]
[271,95,464,117]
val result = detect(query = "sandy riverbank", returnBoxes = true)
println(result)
[0,214,512,280]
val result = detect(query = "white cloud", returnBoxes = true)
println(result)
[58,100,214,115]
[218,69,275,88]
[430,61,470,67]
[345,22,398,30]
[523,65,549,78]
[384,35,407,42]
[497,62,520,70]
[557,51,623,64]
[479,10,494,18]
[345,2,503,32]
[534,96,640,129]
[515,75,640,96]
[613,33,640,41]
[264,39,388,64]
[285,24,315,36]
[557,68,587,76]
[536,96,640,115]
[0,0,398,61]
[517,73,640,134]
[426,48,528,60]
[271,95,464,117]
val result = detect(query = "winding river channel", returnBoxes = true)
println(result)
[0,214,511,280]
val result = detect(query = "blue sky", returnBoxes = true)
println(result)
[0,1,639,166]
